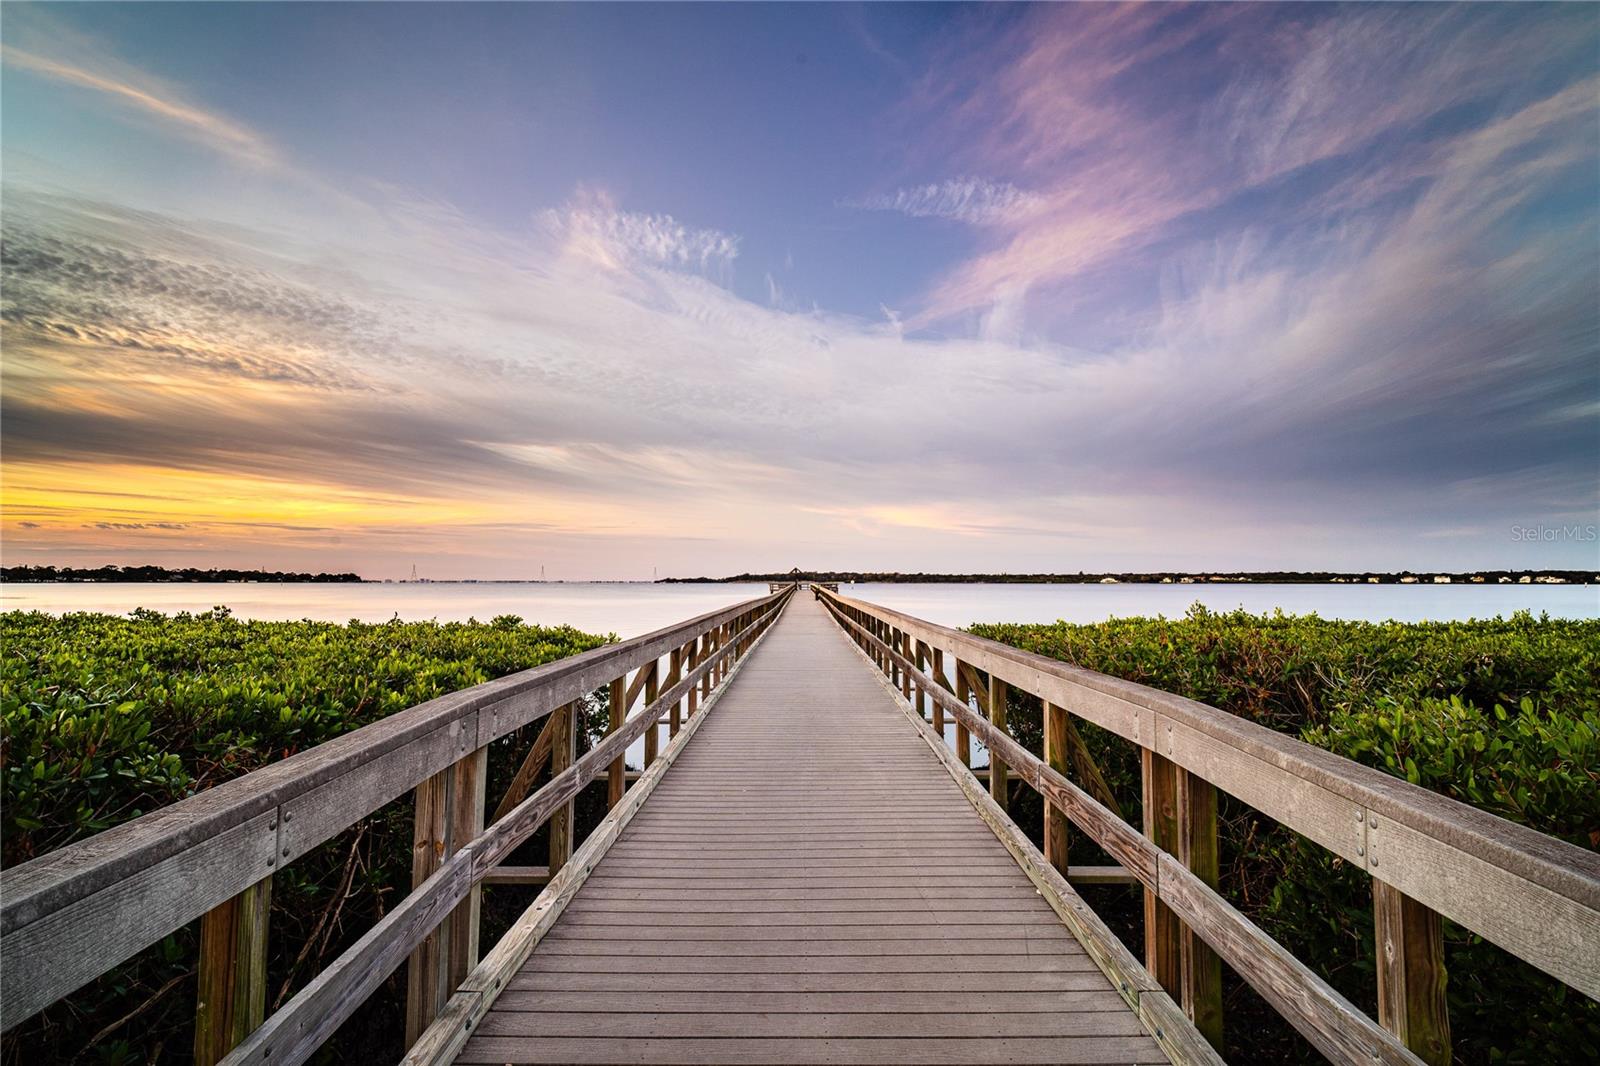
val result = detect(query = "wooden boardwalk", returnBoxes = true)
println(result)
[457,595,1169,1065]
[9,585,1594,1066]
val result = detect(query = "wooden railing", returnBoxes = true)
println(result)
[0,584,794,1064]
[813,586,1599,1066]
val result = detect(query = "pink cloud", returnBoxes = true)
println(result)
[897,5,1597,335]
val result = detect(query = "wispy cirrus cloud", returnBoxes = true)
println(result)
[87,521,188,531]
[846,178,1041,225]
[542,189,739,274]
[896,4,1599,337]
[0,42,278,168]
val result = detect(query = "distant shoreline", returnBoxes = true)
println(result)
[659,569,1595,586]
[2,566,362,584]
[4,565,1592,586]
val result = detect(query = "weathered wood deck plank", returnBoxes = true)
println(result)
[490,989,1131,1012]
[456,1035,1167,1065]
[458,595,1166,1065]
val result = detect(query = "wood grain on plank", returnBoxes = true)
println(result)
[455,1035,1167,1065]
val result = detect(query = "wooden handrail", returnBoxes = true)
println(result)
[218,591,790,1066]
[0,585,794,1035]
[814,586,1600,1065]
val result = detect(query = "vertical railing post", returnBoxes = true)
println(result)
[1141,750,1183,996]
[406,769,448,1046]
[1375,881,1451,1065]
[407,743,482,1047]
[607,676,626,807]
[954,660,972,767]
[715,624,728,684]
[988,673,1009,813]
[1178,770,1224,1050]
[931,648,946,739]
[900,632,912,700]
[668,645,684,738]
[687,636,701,717]
[913,641,928,718]
[549,702,575,876]
[1043,701,1070,878]
[194,875,271,1066]
[642,661,661,766]
[448,748,485,984]
[707,627,720,694]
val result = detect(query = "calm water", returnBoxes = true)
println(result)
[848,581,1599,627]
[0,581,770,638]
[2,580,1594,634]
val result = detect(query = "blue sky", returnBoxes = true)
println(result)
[2,3,1597,578]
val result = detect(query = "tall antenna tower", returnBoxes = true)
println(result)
[410,564,419,582]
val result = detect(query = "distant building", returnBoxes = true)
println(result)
[1433,575,1451,584]
[1400,576,1418,584]
[1100,577,1119,584]
[1519,575,1532,584]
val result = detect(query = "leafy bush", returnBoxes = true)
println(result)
[1,608,610,1065]
[970,607,1600,1064]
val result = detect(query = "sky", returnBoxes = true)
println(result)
[2,2,1597,580]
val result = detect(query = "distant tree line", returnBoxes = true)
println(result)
[660,569,1595,585]
[2,565,363,583]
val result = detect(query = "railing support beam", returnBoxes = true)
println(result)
[1043,701,1070,878]
[194,875,272,1066]
[1375,880,1451,1065]
[667,646,684,738]
[549,703,575,876]
[686,637,701,718]
[1142,749,1183,994]
[607,676,626,807]
[954,659,972,767]
[406,745,484,1048]
[988,673,1009,813]
[1177,770,1224,1051]
[642,663,661,766]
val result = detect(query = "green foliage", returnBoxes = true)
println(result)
[972,606,1600,1064]
[0,607,609,1064]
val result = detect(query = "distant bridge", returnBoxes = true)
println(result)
[3,586,1596,1064]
